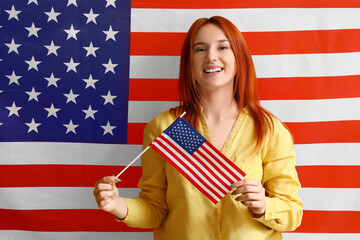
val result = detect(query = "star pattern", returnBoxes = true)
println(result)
[0,0,128,143]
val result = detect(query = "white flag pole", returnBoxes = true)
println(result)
[115,112,186,179]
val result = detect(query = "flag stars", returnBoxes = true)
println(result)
[64,89,79,103]
[25,118,41,133]
[26,87,41,102]
[6,71,22,85]
[101,90,117,105]
[25,23,41,38]
[44,41,61,56]
[45,7,61,23]
[102,58,118,74]
[64,24,80,40]
[83,74,99,89]
[105,0,117,8]
[101,121,116,135]
[64,58,80,73]
[6,102,22,117]
[103,26,118,41]
[63,120,79,134]
[83,9,99,24]
[25,56,41,71]
[84,42,99,57]
[44,73,61,87]
[82,105,98,120]
[67,0,78,7]
[6,5,22,21]
[5,38,22,54]
[28,0,39,5]
[44,103,60,118]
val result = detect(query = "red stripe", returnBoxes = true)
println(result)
[204,141,246,178]
[1,209,358,232]
[294,211,360,233]
[132,0,360,8]
[1,165,359,188]
[128,121,360,146]
[151,138,220,203]
[297,166,360,188]
[0,209,151,232]
[161,135,229,195]
[129,78,179,101]
[0,165,141,188]
[129,75,360,101]
[258,75,360,100]
[130,30,360,56]
[286,121,360,144]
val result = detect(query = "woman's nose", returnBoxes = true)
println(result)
[206,48,218,62]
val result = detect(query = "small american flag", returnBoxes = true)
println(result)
[150,117,246,204]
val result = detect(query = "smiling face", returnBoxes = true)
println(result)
[192,23,236,94]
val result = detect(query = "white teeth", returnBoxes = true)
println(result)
[205,68,222,73]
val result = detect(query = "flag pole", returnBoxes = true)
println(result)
[115,112,186,179]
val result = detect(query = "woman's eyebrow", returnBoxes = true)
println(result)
[193,39,229,47]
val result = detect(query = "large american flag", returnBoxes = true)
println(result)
[150,117,246,204]
[0,0,359,239]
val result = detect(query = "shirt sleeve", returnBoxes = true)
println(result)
[255,119,303,232]
[119,114,171,228]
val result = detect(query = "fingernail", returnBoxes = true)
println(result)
[115,177,121,182]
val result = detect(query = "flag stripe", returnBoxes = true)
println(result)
[130,53,360,79]
[130,30,360,56]
[131,8,360,32]
[127,121,360,145]
[2,143,358,166]
[0,231,153,240]
[0,209,357,232]
[128,99,360,123]
[129,76,360,101]
[0,165,358,188]
[294,143,360,166]
[132,0,360,8]
[1,232,359,240]
[1,187,358,211]
[0,165,141,188]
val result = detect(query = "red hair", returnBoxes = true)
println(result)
[173,16,276,150]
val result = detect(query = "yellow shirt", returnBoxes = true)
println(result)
[122,108,303,240]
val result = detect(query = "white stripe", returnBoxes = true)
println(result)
[0,142,142,166]
[283,233,360,240]
[130,53,360,79]
[295,143,360,166]
[0,231,152,240]
[162,134,229,193]
[0,187,140,210]
[152,141,220,202]
[203,142,244,180]
[193,151,232,187]
[131,8,360,32]
[261,98,360,123]
[129,98,360,123]
[128,101,179,123]
[198,147,238,183]
[299,188,360,211]
[2,187,359,211]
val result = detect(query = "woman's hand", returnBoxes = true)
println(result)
[93,176,128,219]
[231,179,266,218]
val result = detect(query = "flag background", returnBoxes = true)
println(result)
[1,0,360,239]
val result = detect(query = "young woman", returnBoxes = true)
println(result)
[93,16,303,239]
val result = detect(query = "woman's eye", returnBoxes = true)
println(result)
[220,46,229,50]
[195,48,206,52]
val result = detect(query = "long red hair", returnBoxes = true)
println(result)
[172,16,275,150]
